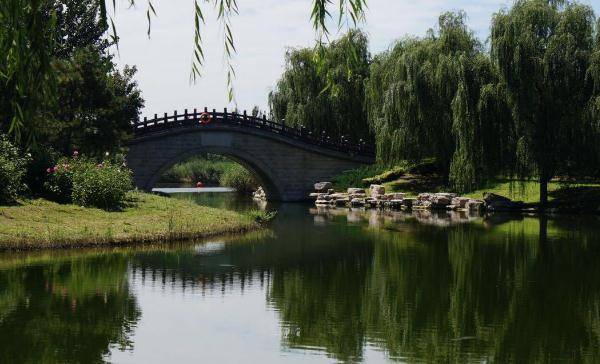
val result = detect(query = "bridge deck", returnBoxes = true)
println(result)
[133,108,375,157]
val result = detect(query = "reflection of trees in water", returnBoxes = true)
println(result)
[0,255,141,363]
[265,216,600,362]
[33,212,597,364]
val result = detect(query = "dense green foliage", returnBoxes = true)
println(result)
[159,155,236,185]
[491,0,599,205]
[45,154,132,210]
[269,30,371,141]
[364,12,515,192]
[0,136,30,204]
[0,0,143,156]
[219,164,259,194]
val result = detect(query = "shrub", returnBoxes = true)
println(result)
[0,136,30,204]
[45,152,133,209]
[158,155,236,185]
[219,164,258,194]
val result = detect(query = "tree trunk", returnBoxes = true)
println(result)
[539,177,548,210]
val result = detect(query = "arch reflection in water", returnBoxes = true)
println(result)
[1,200,600,363]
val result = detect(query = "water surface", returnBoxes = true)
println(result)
[1,193,600,363]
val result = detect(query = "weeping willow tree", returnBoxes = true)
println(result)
[491,0,599,207]
[0,0,56,145]
[268,30,371,141]
[364,12,513,190]
[449,54,515,192]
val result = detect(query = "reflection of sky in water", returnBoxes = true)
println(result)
[107,270,390,363]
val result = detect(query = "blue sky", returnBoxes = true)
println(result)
[112,0,600,117]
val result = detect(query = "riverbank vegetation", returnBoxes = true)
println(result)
[269,1,600,207]
[0,191,267,250]
[158,154,259,193]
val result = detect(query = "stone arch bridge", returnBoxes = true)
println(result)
[127,108,375,201]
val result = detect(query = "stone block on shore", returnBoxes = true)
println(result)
[314,182,333,192]
[348,188,366,195]
[369,184,385,196]
[350,198,365,207]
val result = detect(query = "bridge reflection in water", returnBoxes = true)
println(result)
[127,108,375,201]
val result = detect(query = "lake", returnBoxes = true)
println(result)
[1,192,600,363]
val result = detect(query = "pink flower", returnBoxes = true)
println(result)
[46,167,52,174]
[73,150,79,157]
[96,163,103,169]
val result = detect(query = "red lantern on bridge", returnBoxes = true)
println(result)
[199,112,212,125]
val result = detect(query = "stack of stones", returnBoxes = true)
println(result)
[253,186,267,201]
[310,182,486,212]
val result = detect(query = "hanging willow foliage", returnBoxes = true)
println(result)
[491,0,598,205]
[364,12,490,183]
[0,0,56,146]
[268,30,371,142]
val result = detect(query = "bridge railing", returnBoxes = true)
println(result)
[133,108,375,157]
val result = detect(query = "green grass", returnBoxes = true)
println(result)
[463,180,600,203]
[0,191,268,250]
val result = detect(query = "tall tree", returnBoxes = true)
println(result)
[364,12,485,178]
[491,0,598,207]
[269,30,371,141]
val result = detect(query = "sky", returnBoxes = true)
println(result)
[111,0,600,118]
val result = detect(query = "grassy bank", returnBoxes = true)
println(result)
[0,191,269,250]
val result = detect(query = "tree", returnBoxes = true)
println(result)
[364,12,487,179]
[269,30,371,142]
[491,0,598,207]
[42,48,144,156]
[0,0,56,145]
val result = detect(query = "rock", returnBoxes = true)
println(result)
[335,198,350,206]
[451,197,470,208]
[347,188,366,195]
[309,192,320,198]
[390,199,403,208]
[330,193,349,199]
[315,199,330,205]
[414,200,432,209]
[432,194,452,206]
[253,187,267,201]
[349,193,367,199]
[403,198,416,208]
[418,193,433,201]
[314,182,333,192]
[386,193,405,200]
[483,193,524,211]
[350,198,365,207]
[436,192,458,199]
[327,189,336,194]
[369,184,386,196]
[466,199,485,212]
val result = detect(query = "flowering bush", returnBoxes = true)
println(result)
[45,152,133,209]
[0,136,30,205]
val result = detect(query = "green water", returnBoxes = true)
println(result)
[1,193,600,363]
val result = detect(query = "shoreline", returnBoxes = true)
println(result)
[0,191,269,251]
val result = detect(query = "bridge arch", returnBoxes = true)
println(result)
[127,110,374,201]
[144,145,284,200]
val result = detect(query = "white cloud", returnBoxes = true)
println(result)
[112,0,600,118]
